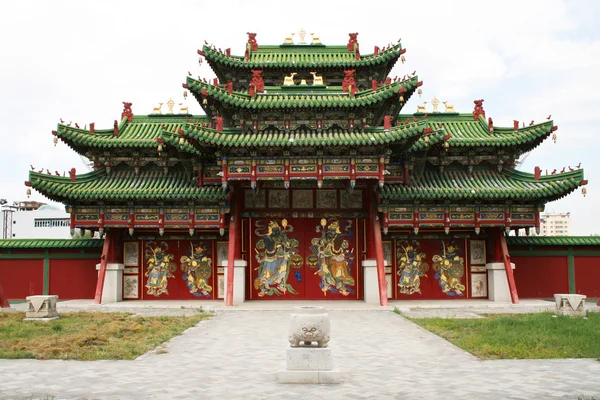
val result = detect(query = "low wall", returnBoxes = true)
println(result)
[0,239,102,300]
[507,237,600,298]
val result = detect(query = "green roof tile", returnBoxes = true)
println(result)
[187,76,419,111]
[405,113,555,152]
[506,236,600,246]
[28,168,227,204]
[380,168,584,202]
[0,239,103,250]
[203,43,403,70]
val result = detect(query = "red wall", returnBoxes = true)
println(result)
[512,255,569,298]
[574,256,600,297]
[0,259,44,299]
[49,259,98,299]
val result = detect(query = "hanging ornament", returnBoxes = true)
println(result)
[53,137,58,146]
[183,90,188,99]
[552,133,557,143]
[399,95,404,102]
[157,143,163,153]
[26,188,31,198]
[582,187,587,197]
[418,88,422,97]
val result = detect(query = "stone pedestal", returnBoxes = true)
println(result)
[222,260,246,305]
[25,295,58,320]
[277,348,342,384]
[554,294,587,317]
[363,259,388,304]
[278,306,341,384]
[485,262,515,302]
[96,263,125,303]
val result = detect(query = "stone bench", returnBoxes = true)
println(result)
[25,295,59,320]
[554,294,586,317]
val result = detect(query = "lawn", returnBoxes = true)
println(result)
[406,312,600,359]
[0,311,211,360]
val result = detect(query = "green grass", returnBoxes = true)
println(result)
[407,312,600,359]
[0,311,211,360]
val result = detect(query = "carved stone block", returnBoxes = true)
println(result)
[554,294,587,317]
[288,306,330,348]
[25,295,58,319]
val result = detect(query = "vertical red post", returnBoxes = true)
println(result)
[226,189,238,306]
[370,190,388,306]
[94,230,114,304]
[0,284,10,308]
[498,229,520,304]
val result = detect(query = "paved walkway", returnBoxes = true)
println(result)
[1,303,599,399]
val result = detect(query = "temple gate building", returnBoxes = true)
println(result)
[24,32,587,305]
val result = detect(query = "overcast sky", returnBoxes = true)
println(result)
[0,0,598,234]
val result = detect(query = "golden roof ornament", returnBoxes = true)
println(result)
[152,103,163,115]
[298,28,307,44]
[416,102,427,113]
[166,98,175,114]
[431,97,440,112]
[311,33,321,44]
[442,101,455,112]
[284,30,320,45]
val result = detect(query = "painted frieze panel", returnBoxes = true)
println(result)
[253,219,300,296]
[469,240,486,265]
[316,190,337,209]
[432,241,466,296]
[180,241,213,297]
[309,219,356,296]
[397,240,429,295]
[123,275,139,299]
[144,241,177,296]
[340,190,363,209]
[292,191,313,209]
[269,190,290,208]
[471,273,487,297]
[124,242,139,266]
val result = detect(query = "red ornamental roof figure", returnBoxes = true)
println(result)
[342,70,357,95]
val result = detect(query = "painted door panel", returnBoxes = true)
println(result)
[140,240,216,300]
[249,218,359,300]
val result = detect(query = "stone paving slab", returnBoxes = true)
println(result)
[1,310,599,399]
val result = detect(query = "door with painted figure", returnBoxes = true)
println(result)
[140,240,216,300]
[249,218,359,300]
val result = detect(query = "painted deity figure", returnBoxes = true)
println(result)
[432,241,466,296]
[311,219,355,296]
[180,242,213,297]
[397,241,429,295]
[145,242,177,296]
[254,219,299,296]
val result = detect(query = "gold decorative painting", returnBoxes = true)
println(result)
[254,219,300,296]
[144,242,177,296]
[180,241,213,297]
[310,219,356,296]
[397,240,429,295]
[432,241,466,296]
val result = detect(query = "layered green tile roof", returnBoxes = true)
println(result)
[56,115,209,154]
[203,43,403,70]
[28,168,227,203]
[406,114,555,152]
[380,168,584,202]
[187,76,419,110]
[506,236,600,247]
[0,239,103,249]
[180,122,428,149]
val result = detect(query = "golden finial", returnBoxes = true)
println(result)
[298,28,307,44]
[166,98,175,114]
[431,97,440,113]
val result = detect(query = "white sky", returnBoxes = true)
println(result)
[0,0,598,234]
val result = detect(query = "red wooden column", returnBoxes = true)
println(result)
[226,188,239,307]
[496,229,520,304]
[370,190,388,306]
[94,229,115,304]
[0,284,10,308]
